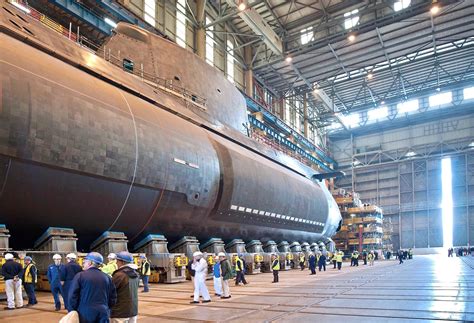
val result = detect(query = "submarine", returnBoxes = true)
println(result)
[0,0,341,249]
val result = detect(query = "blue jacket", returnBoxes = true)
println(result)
[213,263,221,278]
[69,267,117,323]
[47,264,64,286]
[60,261,82,282]
[308,255,316,267]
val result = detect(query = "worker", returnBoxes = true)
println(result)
[362,250,368,265]
[354,251,359,266]
[386,250,392,260]
[101,253,118,277]
[23,256,38,307]
[69,252,117,322]
[218,252,232,299]
[368,251,375,266]
[299,252,305,271]
[60,253,82,311]
[408,248,413,259]
[234,254,248,286]
[1,253,23,310]
[47,254,65,311]
[318,252,327,272]
[212,256,222,297]
[350,251,356,267]
[308,253,316,275]
[110,251,139,323]
[138,255,151,293]
[332,251,338,269]
[336,251,343,270]
[271,254,280,283]
[398,250,404,264]
[190,251,211,304]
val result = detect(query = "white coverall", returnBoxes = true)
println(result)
[5,278,23,309]
[191,258,211,302]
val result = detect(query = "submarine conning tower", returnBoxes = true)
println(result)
[99,23,248,135]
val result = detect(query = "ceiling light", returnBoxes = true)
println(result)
[238,1,246,11]
[11,1,31,13]
[381,101,385,104]
[285,56,292,63]
[348,34,356,42]
[405,151,417,158]
[468,141,474,149]
[430,5,439,14]
[367,72,374,80]
[104,17,118,28]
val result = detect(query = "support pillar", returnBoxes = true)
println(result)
[244,45,254,97]
[303,92,309,138]
[196,0,206,59]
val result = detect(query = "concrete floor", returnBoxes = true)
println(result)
[1,255,473,322]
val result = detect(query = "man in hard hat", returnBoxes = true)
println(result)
[23,256,38,307]
[60,253,82,311]
[190,251,211,304]
[318,251,327,272]
[234,254,248,286]
[218,252,232,299]
[368,251,375,266]
[110,251,139,323]
[336,251,343,270]
[101,253,118,277]
[138,255,151,293]
[308,252,316,275]
[47,254,65,311]
[271,254,280,283]
[69,252,117,322]
[212,255,222,297]
[1,253,23,310]
[299,252,306,271]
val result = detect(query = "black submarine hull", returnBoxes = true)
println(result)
[0,2,341,249]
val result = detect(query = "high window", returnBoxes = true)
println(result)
[463,86,474,100]
[344,9,359,30]
[429,91,452,107]
[397,99,419,113]
[176,0,186,48]
[300,27,313,45]
[394,0,411,12]
[205,16,214,65]
[368,106,388,121]
[144,0,156,26]
[226,39,234,83]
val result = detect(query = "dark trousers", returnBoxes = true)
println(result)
[24,283,37,305]
[142,275,150,292]
[350,259,354,266]
[235,271,247,285]
[337,262,342,270]
[318,262,326,271]
[354,259,359,266]
[272,270,279,282]
[363,258,367,265]
[62,280,73,311]
[309,265,316,274]
[300,262,305,270]
[399,257,403,264]
[333,260,337,268]
[51,283,63,309]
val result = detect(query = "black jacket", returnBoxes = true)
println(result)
[111,265,139,318]
[1,260,23,280]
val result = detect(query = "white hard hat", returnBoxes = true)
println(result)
[4,253,14,260]
[193,251,203,257]
[107,253,117,259]
[218,252,226,257]
[53,254,62,260]
[66,253,77,259]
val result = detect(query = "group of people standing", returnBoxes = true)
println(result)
[1,252,152,323]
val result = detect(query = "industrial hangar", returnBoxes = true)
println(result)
[0,0,473,321]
